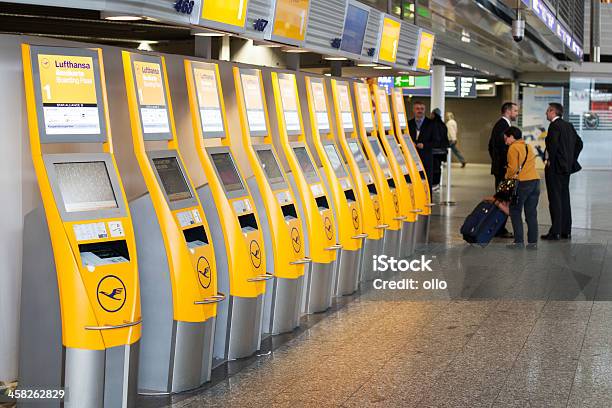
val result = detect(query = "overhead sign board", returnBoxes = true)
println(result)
[377,16,401,64]
[270,0,310,46]
[340,2,369,55]
[528,0,583,59]
[199,0,248,32]
[415,30,435,71]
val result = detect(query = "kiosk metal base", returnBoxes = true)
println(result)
[399,222,417,259]
[138,319,215,394]
[383,229,402,258]
[267,275,304,335]
[303,262,335,313]
[416,215,430,246]
[360,238,382,282]
[20,207,139,408]
[226,294,265,360]
[336,249,361,296]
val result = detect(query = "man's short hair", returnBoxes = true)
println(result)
[548,103,564,117]
[501,102,517,114]
[504,126,522,140]
[413,100,426,107]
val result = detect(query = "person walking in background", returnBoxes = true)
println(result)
[446,112,467,168]
[541,103,583,241]
[408,101,434,190]
[488,102,519,239]
[430,108,450,190]
[503,127,540,249]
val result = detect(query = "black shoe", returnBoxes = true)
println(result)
[561,233,571,240]
[507,243,524,249]
[541,233,561,241]
[496,231,514,239]
[461,162,467,168]
[526,243,538,250]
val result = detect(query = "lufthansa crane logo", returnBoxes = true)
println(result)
[290,227,301,253]
[197,256,212,289]
[249,240,262,268]
[97,275,127,313]
[324,217,333,240]
[351,208,360,230]
[393,193,399,213]
[40,58,50,69]
[373,200,381,220]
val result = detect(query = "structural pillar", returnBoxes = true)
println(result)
[220,35,231,61]
[431,65,445,116]
[591,0,601,63]
[330,60,342,77]
[195,36,212,59]
[286,53,300,71]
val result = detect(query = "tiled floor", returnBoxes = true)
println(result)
[142,166,612,408]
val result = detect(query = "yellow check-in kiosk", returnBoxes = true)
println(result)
[390,88,432,244]
[184,60,270,362]
[265,70,339,314]
[122,51,223,393]
[329,78,386,283]
[20,45,140,407]
[370,84,419,258]
[352,80,404,260]
[232,66,309,334]
[299,75,366,296]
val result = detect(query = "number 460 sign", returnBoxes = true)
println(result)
[174,0,195,14]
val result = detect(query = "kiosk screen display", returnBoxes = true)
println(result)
[256,149,285,184]
[404,137,424,171]
[341,4,369,55]
[152,157,193,202]
[387,138,406,165]
[293,146,317,179]
[324,144,347,178]
[55,161,118,212]
[369,138,389,168]
[211,152,245,193]
[347,140,369,172]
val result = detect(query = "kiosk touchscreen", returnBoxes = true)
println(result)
[330,78,386,282]
[390,87,432,244]
[352,81,404,261]
[122,52,222,393]
[300,75,366,296]
[266,71,339,314]
[185,60,270,362]
[20,45,140,408]
[233,67,308,335]
[370,84,419,258]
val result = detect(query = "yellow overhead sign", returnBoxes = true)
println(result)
[272,0,310,42]
[378,17,401,63]
[416,31,435,71]
[201,0,247,29]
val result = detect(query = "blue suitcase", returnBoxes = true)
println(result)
[460,201,508,245]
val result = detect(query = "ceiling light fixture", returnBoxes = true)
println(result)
[324,56,348,61]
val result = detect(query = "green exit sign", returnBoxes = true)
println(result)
[394,75,414,88]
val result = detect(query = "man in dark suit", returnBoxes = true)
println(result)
[541,103,583,240]
[408,101,434,190]
[488,102,519,238]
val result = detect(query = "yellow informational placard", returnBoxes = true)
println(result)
[240,71,267,132]
[357,83,374,129]
[278,75,301,132]
[201,0,247,29]
[38,54,100,135]
[194,67,224,133]
[377,87,392,129]
[378,17,401,63]
[416,31,435,70]
[134,61,166,106]
[272,0,310,42]
[311,80,329,130]
[38,54,96,103]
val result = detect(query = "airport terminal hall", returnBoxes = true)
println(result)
[2,0,612,407]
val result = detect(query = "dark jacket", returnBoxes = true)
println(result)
[408,117,434,152]
[488,117,510,176]
[546,118,583,175]
[430,113,450,155]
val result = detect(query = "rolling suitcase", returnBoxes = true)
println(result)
[460,200,507,245]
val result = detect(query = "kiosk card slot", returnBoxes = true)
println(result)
[238,213,259,231]
[315,195,330,210]
[367,183,378,195]
[281,203,298,219]
[344,189,356,202]
[183,225,209,246]
[79,240,130,266]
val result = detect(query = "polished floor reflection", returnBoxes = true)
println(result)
[143,166,612,408]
